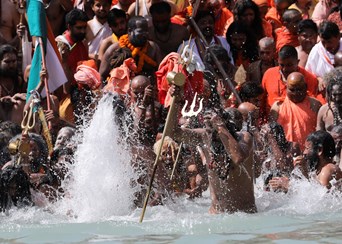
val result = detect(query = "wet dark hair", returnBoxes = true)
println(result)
[150,1,171,15]
[269,122,290,153]
[0,121,21,137]
[282,9,301,22]
[319,21,340,40]
[278,45,298,59]
[127,16,147,30]
[306,130,336,159]
[194,10,215,23]
[0,166,32,212]
[226,21,259,63]
[108,8,127,26]
[239,82,264,102]
[0,44,17,61]
[324,67,342,124]
[298,19,318,34]
[65,9,88,27]
[233,0,264,40]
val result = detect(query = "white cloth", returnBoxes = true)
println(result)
[86,16,112,56]
[177,36,234,68]
[305,38,342,78]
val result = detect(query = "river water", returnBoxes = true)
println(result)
[1,96,342,243]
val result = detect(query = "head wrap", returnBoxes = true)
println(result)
[74,61,101,90]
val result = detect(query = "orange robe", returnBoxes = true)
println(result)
[262,66,319,114]
[263,19,273,37]
[265,7,283,30]
[275,27,300,52]
[215,7,233,36]
[277,96,317,150]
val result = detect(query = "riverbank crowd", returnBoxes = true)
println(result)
[0,0,342,214]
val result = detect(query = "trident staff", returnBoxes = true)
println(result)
[139,71,186,223]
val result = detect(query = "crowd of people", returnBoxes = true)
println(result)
[0,0,342,214]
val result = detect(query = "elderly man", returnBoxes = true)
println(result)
[100,16,162,80]
[247,37,277,84]
[270,72,321,150]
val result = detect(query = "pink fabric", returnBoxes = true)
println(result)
[74,64,101,90]
[155,52,204,107]
[103,58,137,95]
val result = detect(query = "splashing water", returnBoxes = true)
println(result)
[56,95,137,222]
[1,96,342,242]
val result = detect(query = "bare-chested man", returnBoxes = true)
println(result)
[100,16,162,81]
[0,44,26,124]
[97,8,128,65]
[0,0,21,46]
[149,1,189,59]
[168,85,256,214]
[45,0,73,36]
[270,131,342,191]
[317,67,342,132]
[247,37,277,84]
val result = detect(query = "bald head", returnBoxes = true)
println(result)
[238,102,258,121]
[131,75,150,90]
[282,9,301,23]
[259,37,275,49]
[334,51,342,68]
[287,72,305,87]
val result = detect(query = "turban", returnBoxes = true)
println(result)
[74,64,101,90]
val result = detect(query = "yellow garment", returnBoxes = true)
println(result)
[112,33,118,43]
[59,95,75,124]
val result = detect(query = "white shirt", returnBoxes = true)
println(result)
[86,16,112,56]
[305,38,342,78]
[177,36,234,68]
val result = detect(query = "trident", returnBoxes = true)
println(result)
[181,92,203,117]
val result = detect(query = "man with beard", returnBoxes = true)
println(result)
[149,1,189,59]
[270,131,342,191]
[56,9,89,124]
[177,10,234,69]
[100,16,162,80]
[56,9,89,82]
[317,67,342,132]
[0,44,26,123]
[98,9,128,65]
[86,0,112,60]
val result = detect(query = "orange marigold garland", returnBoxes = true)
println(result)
[119,34,157,73]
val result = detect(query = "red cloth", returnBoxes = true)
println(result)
[263,19,273,38]
[155,52,204,107]
[275,27,300,52]
[215,7,233,36]
[64,31,88,74]
[277,96,317,150]
[262,66,319,114]
[103,58,137,95]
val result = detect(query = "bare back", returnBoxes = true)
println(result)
[0,0,20,45]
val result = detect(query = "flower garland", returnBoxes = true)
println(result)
[119,34,157,73]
